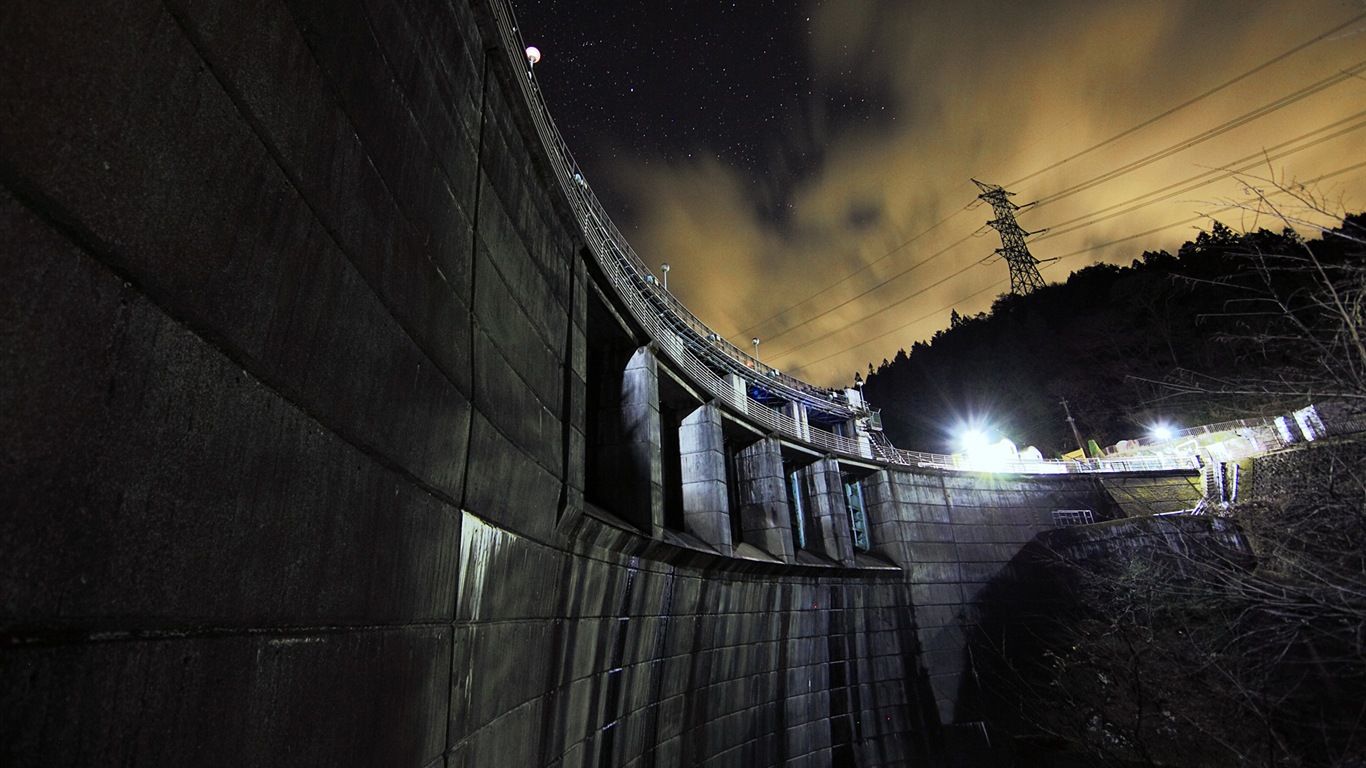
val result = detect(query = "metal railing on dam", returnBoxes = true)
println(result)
[490,1,1200,476]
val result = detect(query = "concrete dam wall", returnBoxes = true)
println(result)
[0,0,1203,765]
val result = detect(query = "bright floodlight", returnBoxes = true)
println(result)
[956,428,1018,472]
[1151,424,1175,441]
[959,429,990,453]
[525,46,541,66]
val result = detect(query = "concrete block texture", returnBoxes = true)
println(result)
[588,346,664,533]
[679,403,733,553]
[1,191,463,626]
[1,0,1202,761]
[735,437,796,562]
[451,514,936,768]
[797,458,856,565]
[1,628,451,768]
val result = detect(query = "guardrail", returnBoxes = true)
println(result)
[1173,417,1276,438]
[489,5,851,416]
[888,451,1204,474]
[486,1,1204,476]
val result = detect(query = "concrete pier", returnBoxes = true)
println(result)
[0,0,1207,764]
[735,437,798,562]
[679,403,734,555]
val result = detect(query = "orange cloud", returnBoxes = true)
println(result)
[605,0,1366,385]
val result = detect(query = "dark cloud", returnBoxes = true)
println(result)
[845,200,882,231]
[519,0,1366,385]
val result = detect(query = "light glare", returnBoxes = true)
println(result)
[959,429,989,453]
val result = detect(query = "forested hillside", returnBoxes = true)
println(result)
[860,214,1365,455]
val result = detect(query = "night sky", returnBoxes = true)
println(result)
[513,0,1366,386]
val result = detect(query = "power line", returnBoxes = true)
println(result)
[1030,58,1366,209]
[793,273,1007,371]
[1005,11,1366,189]
[751,61,1364,350]
[736,207,969,336]
[1043,158,1366,263]
[1032,56,1366,211]
[756,231,976,351]
[767,109,1363,357]
[783,160,1366,372]
[1032,111,1366,242]
[769,256,982,361]
[743,18,1366,365]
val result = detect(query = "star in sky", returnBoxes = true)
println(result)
[515,0,1366,386]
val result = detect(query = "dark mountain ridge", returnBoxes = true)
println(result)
[861,213,1365,455]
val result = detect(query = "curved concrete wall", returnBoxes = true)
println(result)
[0,0,1204,765]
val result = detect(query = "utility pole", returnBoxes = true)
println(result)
[973,179,1047,296]
[1060,399,1087,457]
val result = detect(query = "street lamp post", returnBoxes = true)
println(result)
[661,263,669,291]
[1060,399,1087,457]
[752,337,760,360]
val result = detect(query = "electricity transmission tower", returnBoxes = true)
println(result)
[972,179,1048,296]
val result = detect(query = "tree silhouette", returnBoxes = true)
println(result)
[963,181,1366,767]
